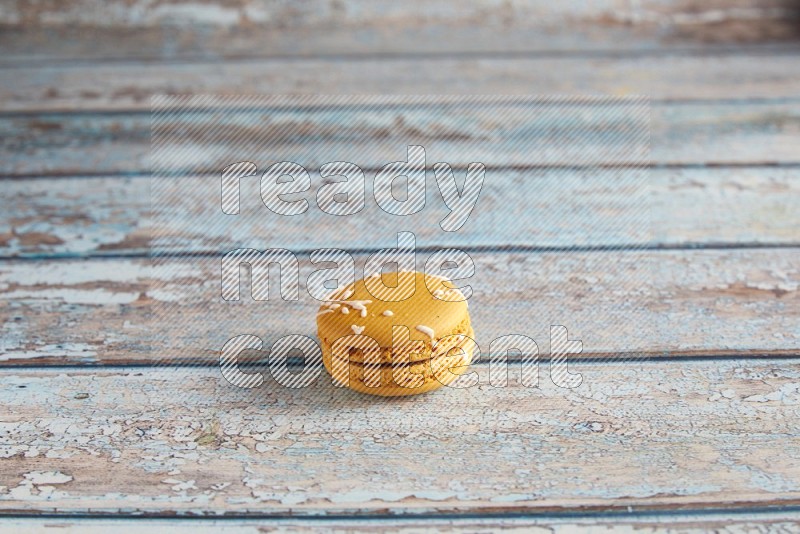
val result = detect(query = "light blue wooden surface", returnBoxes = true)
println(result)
[0,0,798,526]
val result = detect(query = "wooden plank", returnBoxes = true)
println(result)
[6,30,799,68]
[1,0,798,64]
[0,0,656,28]
[2,100,799,177]
[0,249,797,367]
[3,53,800,112]
[2,512,800,532]
[1,359,799,515]
[3,0,793,31]
[2,167,799,258]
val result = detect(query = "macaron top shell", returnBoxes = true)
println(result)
[316,271,469,349]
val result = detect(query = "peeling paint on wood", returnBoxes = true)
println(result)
[3,0,796,31]
[3,54,800,113]
[1,101,799,177]
[0,1,798,524]
[0,249,796,366]
[0,360,798,515]
[1,167,798,258]
[0,0,797,67]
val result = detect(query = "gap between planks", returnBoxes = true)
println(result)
[4,244,800,264]
[1,44,799,69]
[0,506,800,534]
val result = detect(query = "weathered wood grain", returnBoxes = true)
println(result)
[4,0,795,32]
[0,249,797,366]
[1,359,799,516]
[1,0,797,65]
[0,0,659,28]
[3,53,800,113]
[2,167,799,258]
[1,0,796,526]
[2,512,800,532]
[2,100,799,177]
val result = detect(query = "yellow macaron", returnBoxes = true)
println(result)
[316,271,474,396]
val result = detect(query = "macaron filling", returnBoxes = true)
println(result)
[318,314,473,364]
[322,327,475,391]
